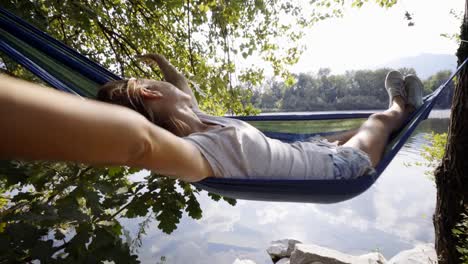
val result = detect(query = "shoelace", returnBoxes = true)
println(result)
[400,79,407,101]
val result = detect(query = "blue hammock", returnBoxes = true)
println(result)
[0,7,464,203]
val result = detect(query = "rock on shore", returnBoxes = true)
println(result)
[233,239,437,264]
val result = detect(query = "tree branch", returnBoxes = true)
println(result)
[186,0,196,74]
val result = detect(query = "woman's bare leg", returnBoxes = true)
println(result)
[343,96,413,167]
[324,129,359,145]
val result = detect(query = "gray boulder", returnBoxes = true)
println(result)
[267,239,302,260]
[388,244,437,264]
[290,244,387,264]
[277,258,291,264]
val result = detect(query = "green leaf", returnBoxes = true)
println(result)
[207,192,221,201]
[54,229,66,240]
[30,240,55,262]
[185,193,202,219]
[108,166,124,177]
[222,197,237,206]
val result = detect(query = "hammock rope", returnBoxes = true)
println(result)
[0,7,464,203]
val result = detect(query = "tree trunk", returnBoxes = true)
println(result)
[433,1,468,263]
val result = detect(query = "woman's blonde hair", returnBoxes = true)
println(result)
[97,78,155,123]
[97,79,190,136]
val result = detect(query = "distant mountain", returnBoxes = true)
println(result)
[380,53,457,79]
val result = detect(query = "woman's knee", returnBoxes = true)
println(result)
[368,112,389,124]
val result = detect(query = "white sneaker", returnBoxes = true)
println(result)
[404,75,424,108]
[385,71,406,107]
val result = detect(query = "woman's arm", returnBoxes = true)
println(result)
[0,74,212,182]
[138,54,200,111]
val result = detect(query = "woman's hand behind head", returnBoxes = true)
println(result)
[137,54,189,92]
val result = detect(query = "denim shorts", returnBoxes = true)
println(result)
[308,137,375,180]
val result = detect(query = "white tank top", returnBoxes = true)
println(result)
[183,111,335,180]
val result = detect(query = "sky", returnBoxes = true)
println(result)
[243,0,464,75]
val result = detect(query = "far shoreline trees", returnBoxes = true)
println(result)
[251,68,454,112]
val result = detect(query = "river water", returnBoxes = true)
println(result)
[124,110,450,264]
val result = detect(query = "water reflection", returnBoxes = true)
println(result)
[133,113,448,264]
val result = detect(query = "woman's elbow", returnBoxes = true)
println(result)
[121,119,212,182]
[120,119,160,169]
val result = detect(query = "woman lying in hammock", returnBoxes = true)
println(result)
[0,55,423,182]
[96,54,424,181]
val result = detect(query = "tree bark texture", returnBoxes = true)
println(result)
[434,1,468,263]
